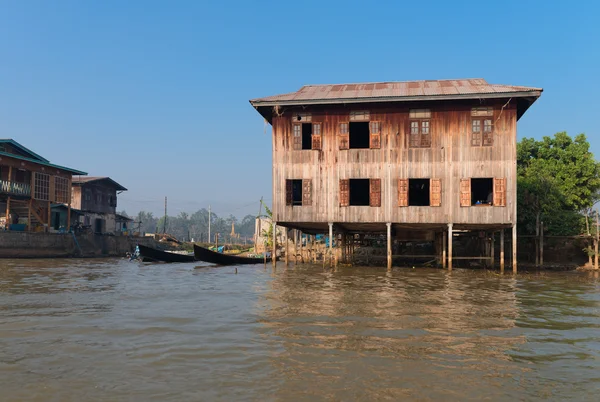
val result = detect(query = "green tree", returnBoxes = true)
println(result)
[517,132,600,235]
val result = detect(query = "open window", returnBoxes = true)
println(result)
[286,179,312,206]
[349,122,370,149]
[291,112,321,151]
[339,111,381,150]
[398,178,441,207]
[340,178,381,207]
[460,178,505,206]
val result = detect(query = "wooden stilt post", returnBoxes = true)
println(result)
[491,232,495,270]
[28,199,32,232]
[285,228,289,267]
[341,233,346,264]
[294,229,298,266]
[5,196,11,230]
[328,222,333,268]
[272,222,277,267]
[67,203,71,232]
[540,222,544,267]
[313,235,317,263]
[500,229,505,273]
[47,200,51,232]
[512,223,517,273]
[442,231,447,269]
[447,223,453,271]
[386,223,392,270]
[535,213,540,267]
[594,211,600,269]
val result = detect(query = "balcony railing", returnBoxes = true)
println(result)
[0,180,31,197]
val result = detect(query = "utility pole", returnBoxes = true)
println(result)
[255,197,263,248]
[208,204,211,245]
[164,196,167,234]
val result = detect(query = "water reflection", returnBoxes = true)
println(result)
[0,259,598,401]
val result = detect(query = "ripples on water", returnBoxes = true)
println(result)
[1,259,599,401]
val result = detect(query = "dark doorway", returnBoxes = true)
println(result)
[349,122,370,149]
[409,179,430,206]
[291,179,302,206]
[94,218,104,234]
[53,212,61,230]
[471,178,493,205]
[302,123,312,150]
[349,179,370,206]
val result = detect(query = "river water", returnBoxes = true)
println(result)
[1,259,599,401]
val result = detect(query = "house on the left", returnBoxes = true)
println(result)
[0,139,86,232]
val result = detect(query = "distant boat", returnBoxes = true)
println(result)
[193,244,270,265]
[137,244,195,263]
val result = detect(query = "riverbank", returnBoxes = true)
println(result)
[0,232,158,258]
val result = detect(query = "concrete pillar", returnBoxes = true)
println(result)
[272,221,277,267]
[386,223,392,270]
[448,223,453,271]
[512,223,517,273]
[442,231,447,269]
[500,229,505,273]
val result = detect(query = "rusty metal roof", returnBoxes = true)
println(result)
[72,176,127,191]
[250,78,542,105]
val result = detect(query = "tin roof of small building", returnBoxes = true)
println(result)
[72,176,127,191]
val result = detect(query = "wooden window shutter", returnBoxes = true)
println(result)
[370,179,381,207]
[460,179,471,207]
[369,121,381,149]
[302,179,312,206]
[339,179,349,207]
[339,123,349,150]
[493,178,506,207]
[311,123,322,150]
[285,180,293,206]
[398,179,408,207]
[430,179,442,207]
[292,124,302,150]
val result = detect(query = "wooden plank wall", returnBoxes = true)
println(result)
[272,99,517,226]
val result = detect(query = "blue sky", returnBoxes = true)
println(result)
[1,0,598,218]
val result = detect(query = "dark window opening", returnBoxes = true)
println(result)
[301,123,312,150]
[291,179,302,206]
[409,179,430,206]
[471,178,493,205]
[349,122,370,149]
[349,179,370,206]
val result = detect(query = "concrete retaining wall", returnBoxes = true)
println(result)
[0,232,159,258]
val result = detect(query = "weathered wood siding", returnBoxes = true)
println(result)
[272,99,517,226]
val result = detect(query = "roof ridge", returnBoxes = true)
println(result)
[300,78,488,88]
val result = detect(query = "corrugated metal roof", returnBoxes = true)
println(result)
[250,78,542,105]
[72,176,127,191]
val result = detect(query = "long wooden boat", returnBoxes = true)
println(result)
[137,244,195,263]
[193,244,270,265]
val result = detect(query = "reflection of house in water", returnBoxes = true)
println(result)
[70,177,127,234]
[257,269,524,399]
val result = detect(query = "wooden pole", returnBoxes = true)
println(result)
[490,232,495,270]
[386,222,392,270]
[67,203,71,232]
[47,200,51,232]
[500,229,505,273]
[447,223,453,271]
[208,204,211,246]
[540,222,544,267]
[512,224,517,273]
[442,231,447,269]
[294,229,298,265]
[28,199,32,232]
[341,233,346,264]
[594,211,600,269]
[535,213,540,267]
[285,228,289,266]
[313,235,317,263]
[5,196,10,230]
[272,222,277,267]
[328,222,333,268]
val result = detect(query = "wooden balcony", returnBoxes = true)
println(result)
[0,179,31,197]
